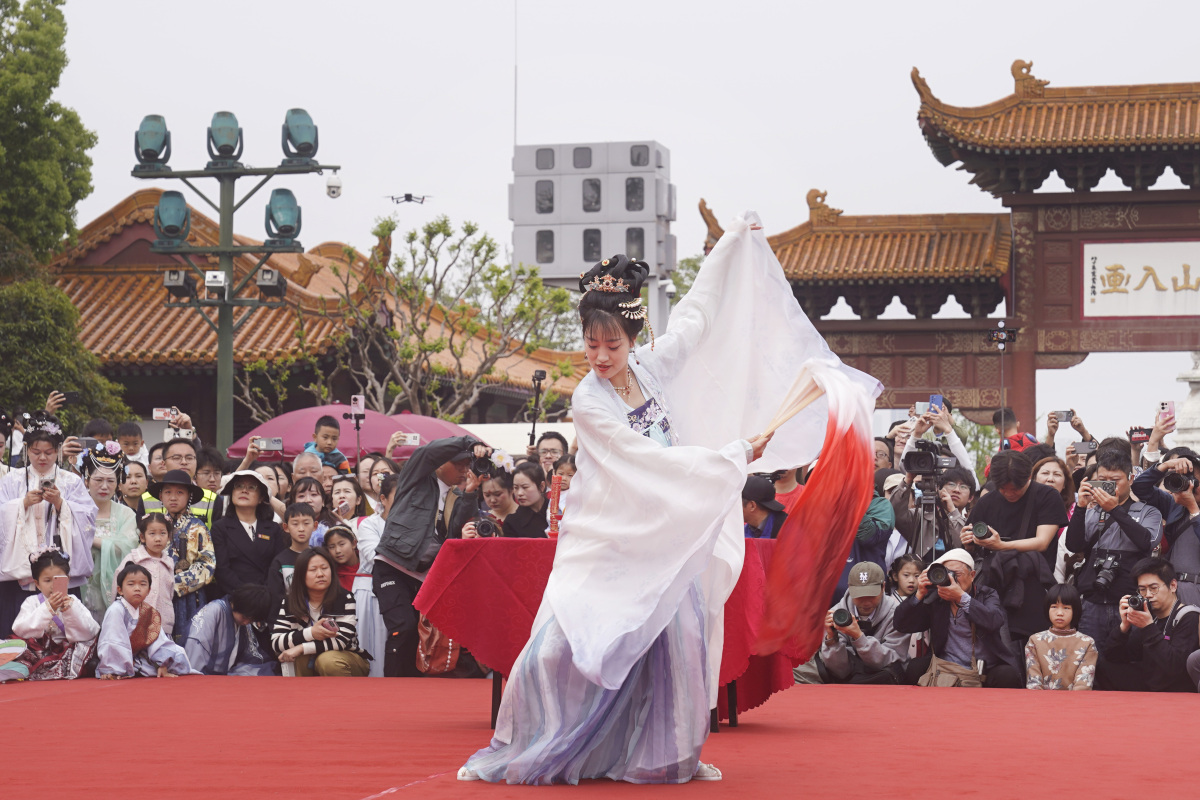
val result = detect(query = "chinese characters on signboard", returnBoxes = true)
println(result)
[1083,241,1200,318]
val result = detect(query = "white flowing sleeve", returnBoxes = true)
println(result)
[639,212,881,475]
[56,474,98,587]
[10,594,48,639]
[146,628,195,675]
[544,378,748,693]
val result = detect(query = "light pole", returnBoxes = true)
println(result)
[131,110,340,451]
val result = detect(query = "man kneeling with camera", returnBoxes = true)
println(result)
[801,562,911,684]
[895,548,1022,688]
[1095,557,1199,692]
[1065,447,1162,651]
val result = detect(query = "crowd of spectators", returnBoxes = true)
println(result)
[3,389,1199,696]
[780,398,1200,692]
[0,396,573,682]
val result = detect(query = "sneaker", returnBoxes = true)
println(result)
[457,767,480,782]
[693,762,722,781]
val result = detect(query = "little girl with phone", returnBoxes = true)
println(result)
[112,514,176,635]
[96,563,192,678]
[1025,583,1097,690]
[1,549,101,681]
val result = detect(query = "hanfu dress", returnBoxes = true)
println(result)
[0,468,97,636]
[463,213,881,784]
[83,502,138,622]
[0,593,100,681]
[96,597,193,677]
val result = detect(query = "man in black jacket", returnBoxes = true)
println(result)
[374,435,490,677]
[741,475,788,539]
[1097,557,1199,692]
[894,548,1022,688]
[1066,447,1162,652]
[1131,448,1200,607]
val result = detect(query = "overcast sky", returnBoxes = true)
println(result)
[55,0,1200,446]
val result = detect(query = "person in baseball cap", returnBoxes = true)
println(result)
[795,560,911,686]
[741,475,787,539]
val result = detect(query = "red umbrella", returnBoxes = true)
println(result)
[390,413,484,460]
[227,404,402,466]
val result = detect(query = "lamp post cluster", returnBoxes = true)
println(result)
[131,110,340,451]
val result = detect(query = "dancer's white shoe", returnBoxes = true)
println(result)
[693,762,722,781]
[457,767,480,781]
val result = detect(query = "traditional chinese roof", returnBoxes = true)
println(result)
[914,60,1200,194]
[700,192,1009,319]
[50,189,584,394]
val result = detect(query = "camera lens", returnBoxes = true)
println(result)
[927,563,950,587]
[1128,593,1146,612]
[476,518,497,538]
[472,457,493,478]
[973,522,992,540]
[1163,472,1195,494]
[832,608,853,628]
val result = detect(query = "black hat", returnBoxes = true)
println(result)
[149,469,204,505]
[742,475,784,513]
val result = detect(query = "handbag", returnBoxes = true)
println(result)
[918,623,984,687]
[415,614,460,674]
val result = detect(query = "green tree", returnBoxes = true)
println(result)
[240,216,575,421]
[669,254,702,306]
[0,273,132,432]
[954,411,1000,484]
[0,0,96,260]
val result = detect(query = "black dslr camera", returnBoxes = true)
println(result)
[1127,592,1147,612]
[1092,553,1120,592]
[472,456,493,479]
[832,608,853,628]
[1163,471,1199,494]
[922,562,955,604]
[475,517,499,538]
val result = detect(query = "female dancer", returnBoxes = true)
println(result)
[460,215,878,784]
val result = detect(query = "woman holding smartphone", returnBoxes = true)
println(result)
[270,546,370,677]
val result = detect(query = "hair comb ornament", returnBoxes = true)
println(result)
[585,273,630,294]
[21,411,64,447]
[28,544,70,565]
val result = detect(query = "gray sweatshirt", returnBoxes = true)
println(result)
[819,590,911,680]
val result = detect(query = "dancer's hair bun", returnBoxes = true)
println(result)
[578,254,650,296]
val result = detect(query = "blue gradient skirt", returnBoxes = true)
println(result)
[465,580,710,785]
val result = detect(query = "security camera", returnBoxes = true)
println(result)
[326,173,342,199]
[664,282,677,299]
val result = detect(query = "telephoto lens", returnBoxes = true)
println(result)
[832,608,853,628]
[475,518,498,538]
[1163,472,1197,494]
[927,562,951,587]
[973,522,992,540]
[1127,593,1147,612]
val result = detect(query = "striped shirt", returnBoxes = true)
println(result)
[270,591,368,658]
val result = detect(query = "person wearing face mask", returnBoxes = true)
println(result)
[0,412,97,637]
[80,444,138,621]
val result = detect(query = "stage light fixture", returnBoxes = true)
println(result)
[281,108,318,165]
[207,111,243,166]
[265,188,302,244]
[134,114,171,171]
[153,191,191,243]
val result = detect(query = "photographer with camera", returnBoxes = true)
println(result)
[1095,557,1199,692]
[890,460,976,564]
[809,562,911,685]
[962,450,1068,648]
[894,548,1021,687]
[1131,447,1200,607]
[1065,447,1162,650]
[374,435,490,677]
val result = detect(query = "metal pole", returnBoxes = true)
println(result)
[217,175,236,452]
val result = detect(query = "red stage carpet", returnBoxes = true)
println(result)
[4,677,1198,798]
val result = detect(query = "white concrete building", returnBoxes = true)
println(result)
[510,141,677,328]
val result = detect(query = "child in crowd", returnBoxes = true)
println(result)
[268,503,317,600]
[551,454,576,518]
[1025,583,1097,690]
[888,554,924,602]
[304,415,350,474]
[81,418,114,443]
[113,514,175,635]
[287,477,335,545]
[1,550,101,681]
[324,525,385,677]
[150,470,213,642]
[116,421,148,466]
[96,563,193,678]
[888,553,926,660]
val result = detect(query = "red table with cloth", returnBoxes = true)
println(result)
[413,537,804,724]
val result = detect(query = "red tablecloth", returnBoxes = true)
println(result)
[414,538,804,721]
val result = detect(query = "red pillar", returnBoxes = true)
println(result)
[1007,348,1038,439]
